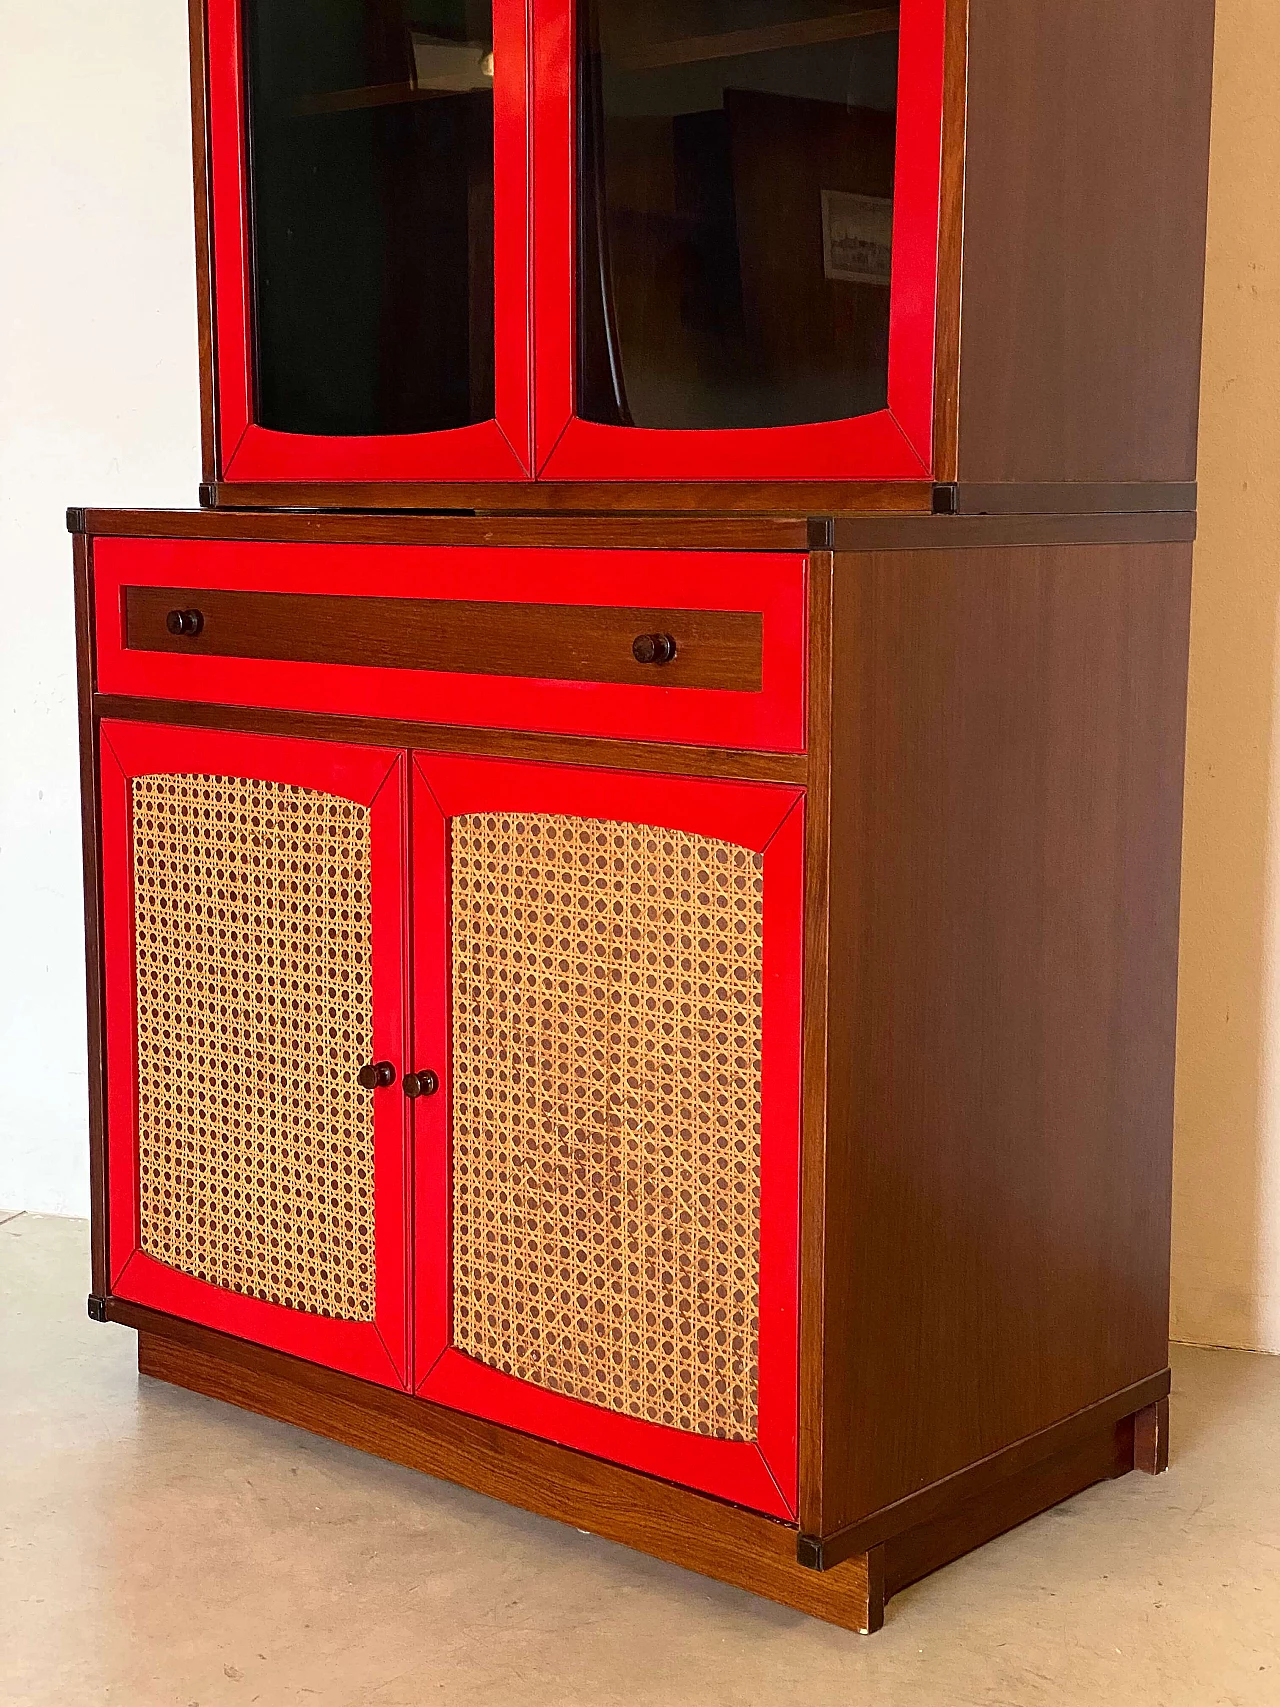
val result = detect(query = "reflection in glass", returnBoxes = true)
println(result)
[244,0,495,438]
[579,0,900,432]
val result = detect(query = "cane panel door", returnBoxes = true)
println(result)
[100,721,413,1389]
[410,753,804,1518]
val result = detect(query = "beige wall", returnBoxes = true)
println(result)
[1173,0,1280,1353]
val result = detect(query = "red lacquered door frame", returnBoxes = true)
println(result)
[206,0,533,483]
[411,754,804,1519]
[99,721,413,1389]
[532,0,946,482]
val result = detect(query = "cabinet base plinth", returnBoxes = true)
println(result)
[131,1317,879,1633]
[122,1305,1164,1634]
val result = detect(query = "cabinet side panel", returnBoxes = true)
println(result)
[957,0,1215,486]
[821,541,1191,1532]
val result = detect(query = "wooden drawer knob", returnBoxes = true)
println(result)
[356,1061,396,1091]
[165,608,204,638]
[403,1069,440,1099]
[633,632,677,666]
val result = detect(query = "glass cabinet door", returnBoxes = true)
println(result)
[207,0,531,481]
[534,0,946,481]
[245,0,497,440]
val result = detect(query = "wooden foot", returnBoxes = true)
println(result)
[1134,1396,1170,1474]
[859,1545,886,1634]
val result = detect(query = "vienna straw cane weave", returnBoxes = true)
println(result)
[132,774,376,1321]
[450,813,763,1440]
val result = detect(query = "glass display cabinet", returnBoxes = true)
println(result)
[71,0,1216,1634]
[206,0,944,485]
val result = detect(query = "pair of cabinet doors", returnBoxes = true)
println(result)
[209,0,948,485]
[100,720,804,1517]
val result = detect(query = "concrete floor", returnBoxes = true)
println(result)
[2,1213,1277,1707]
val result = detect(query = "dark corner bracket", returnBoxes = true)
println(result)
[66,507,88,535]
[806,517,836,551]
[87,1294,108,1323]
[198,483,217,509]
[931,484,958,516]
[796,1534,827,1572]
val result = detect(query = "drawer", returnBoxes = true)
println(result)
[93,539,807,751]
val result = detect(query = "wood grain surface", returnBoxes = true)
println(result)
[815,540,1191,1535]
[92,696,809,786]
[123,585,763,691]
[957,0,1216,485]
[128,1314,880,1634]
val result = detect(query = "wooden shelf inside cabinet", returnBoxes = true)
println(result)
[293,39,496,117]
[294,83,455,117]
[607,3,899,73]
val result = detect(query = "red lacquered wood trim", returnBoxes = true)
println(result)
[206,0,251,472]
[74,536,111,1297]
[756,796,804,1504]
[542,414,929,487]
[206,0,532,483]
[410,766,452,1388]
[410,753,804,1518]
[888,0,949,466]
[225,422,530,485]
[530,0,568,474]
[532,0,945,482]
[98,720,412,1389]
[93,539,808,754]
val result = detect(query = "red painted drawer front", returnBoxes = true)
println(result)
[410,755,804,1518]
[99,721,412,1389]
[94,539,807,752]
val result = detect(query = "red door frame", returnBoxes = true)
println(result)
[411,753,804,1519]
[100,721,413,1389]
[206,0,533,483]
[532,0,947,482]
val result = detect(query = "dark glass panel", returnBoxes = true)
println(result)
[244,0,495,437]
[579,0,899,431]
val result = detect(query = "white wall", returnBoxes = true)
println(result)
[0,1,200,1214]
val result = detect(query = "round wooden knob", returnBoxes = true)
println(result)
[403,1069,440,1099]
[166,608,204,637]
[357,1061,396,1091]
[632,633,677,666]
